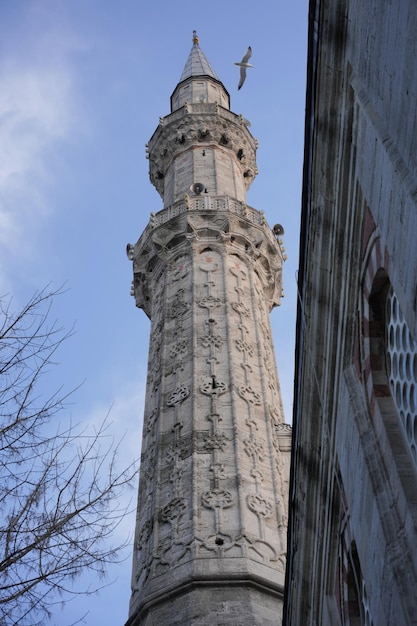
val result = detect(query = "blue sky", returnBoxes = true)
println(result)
[0,1,308,624]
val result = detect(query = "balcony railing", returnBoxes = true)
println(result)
[149,195,265,229]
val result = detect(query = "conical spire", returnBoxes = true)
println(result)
[170,31,229,114]
[178,31,219,82]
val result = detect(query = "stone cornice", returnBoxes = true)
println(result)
[128,196,284,316]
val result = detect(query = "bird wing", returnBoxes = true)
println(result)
[241,46,252,64]
[238,66,247,90]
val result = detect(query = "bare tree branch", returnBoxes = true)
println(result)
[0,287,138,624]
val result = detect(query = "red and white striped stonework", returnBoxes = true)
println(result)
[360,209,391,419]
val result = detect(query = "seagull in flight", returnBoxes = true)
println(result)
[235,46,253,90]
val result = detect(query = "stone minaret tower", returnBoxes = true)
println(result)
[126,33,291,626]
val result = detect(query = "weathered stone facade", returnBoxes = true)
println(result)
[126,34,291,626]
[285,1,417,625]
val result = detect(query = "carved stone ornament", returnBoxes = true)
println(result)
[247,494,273,518]
[199,295,222,310]
[167,384,190,406]
[170,296,190,319]
[135,519,153,549]
[235,338,255,356]
[238,385,262,405]
[203,432,229,452]
[201,334,223,349]
[209,462,226,479]
[159,497,187,523]
[200,377,227,396]
[244,436,265,462]
[244,536,280,564]
[166,441,188,464]
[145,408,158,434]
[229,261,248,280]
[169,339,188,358]
[199,254,220,273]
[202,488,234,510]
[171,256,191,281]
[231,301,251,317]
[275,423,292,435]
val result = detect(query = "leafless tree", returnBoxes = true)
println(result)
[0,287,137,625]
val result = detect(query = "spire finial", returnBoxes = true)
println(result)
[192,30,199,45]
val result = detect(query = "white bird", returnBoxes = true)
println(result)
[234,46,253,90]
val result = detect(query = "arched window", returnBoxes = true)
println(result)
[340,537,374,626]
[368,270,417,473]
[385,288,417,465]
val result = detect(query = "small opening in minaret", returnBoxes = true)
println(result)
[215,537,224,546]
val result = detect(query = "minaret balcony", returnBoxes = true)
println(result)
[128,194,284,317]
[131,195,274,255]
[147,103,258,201]
[151,194,264,228]
[149,102,256,158]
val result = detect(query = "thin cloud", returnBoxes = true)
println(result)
[0,4,87,292]
[0,63,76,235]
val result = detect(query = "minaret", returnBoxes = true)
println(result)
[126,32,291,626]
